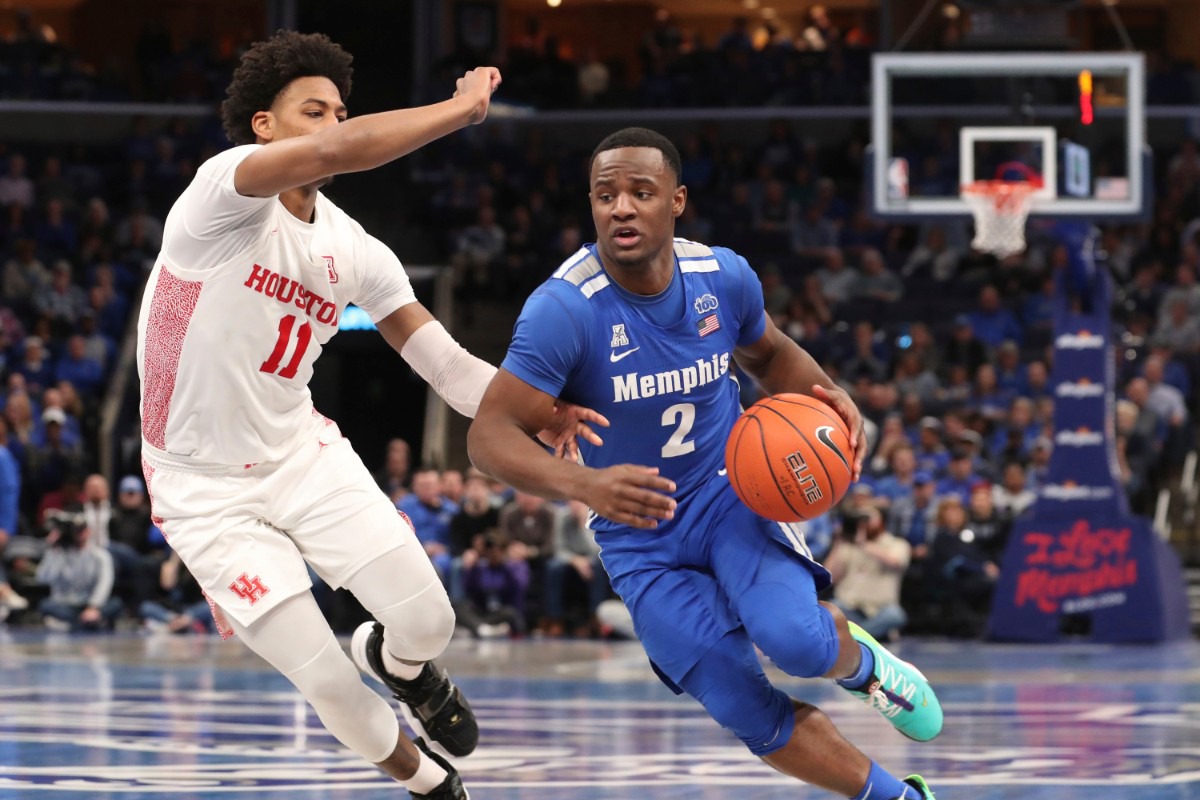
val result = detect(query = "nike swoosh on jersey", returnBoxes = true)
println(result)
[609,347,641,363]
[815,426,851,472]
[717,468,728,476]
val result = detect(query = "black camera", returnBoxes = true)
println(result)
[839,511,868,540]
[45,510,87,548]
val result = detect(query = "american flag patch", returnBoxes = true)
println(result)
[697,313,720,337]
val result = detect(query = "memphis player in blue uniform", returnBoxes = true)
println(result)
[469,128,942,800]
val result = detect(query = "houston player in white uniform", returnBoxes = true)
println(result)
[136,31,601,800]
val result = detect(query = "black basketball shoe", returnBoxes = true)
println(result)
[351,622,479,757]
[409,737,469,800]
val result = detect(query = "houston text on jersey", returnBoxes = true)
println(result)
[244,263,340,327]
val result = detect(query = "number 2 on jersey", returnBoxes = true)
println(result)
[260,314,312,379]
[661,402,696,458]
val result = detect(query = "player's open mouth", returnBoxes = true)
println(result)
[613,227,641,246]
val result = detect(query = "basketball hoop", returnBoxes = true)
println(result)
[961,162,1044,258]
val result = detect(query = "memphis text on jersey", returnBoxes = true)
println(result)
[612,352,731,403]
[244,263,340,327]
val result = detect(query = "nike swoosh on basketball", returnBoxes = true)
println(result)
[609,347,641,363]
[815,425,851,471]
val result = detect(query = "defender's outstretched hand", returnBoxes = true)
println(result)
[811,383,867,482]
[453,67,502,125]
[582,465,677,530]
[537,401,610,461]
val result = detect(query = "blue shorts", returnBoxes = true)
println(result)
[596,472,836,753]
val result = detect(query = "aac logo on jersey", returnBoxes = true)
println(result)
[611,323,630,348]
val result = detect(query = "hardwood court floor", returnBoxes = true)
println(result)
[0,629,1197,799]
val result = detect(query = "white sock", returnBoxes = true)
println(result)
[402,750,449,794]
[382,648,426,681]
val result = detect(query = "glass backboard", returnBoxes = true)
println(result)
[869,52,1146,219]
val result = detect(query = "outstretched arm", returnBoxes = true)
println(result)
[734,312,867,480]
[234,67,502,198]
[468,370,677,529]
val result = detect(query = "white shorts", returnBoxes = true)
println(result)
[141,415,412,630]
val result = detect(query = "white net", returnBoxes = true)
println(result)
[961,181,1039,258]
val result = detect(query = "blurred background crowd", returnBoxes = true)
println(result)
[1,2,1197,641]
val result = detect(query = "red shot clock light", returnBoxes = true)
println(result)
[1078,69,1094,126]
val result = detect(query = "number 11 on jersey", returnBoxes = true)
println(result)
[261,314,312,379]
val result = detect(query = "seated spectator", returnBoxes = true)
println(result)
[54,334,104,397]
[759,263,793,319]
[901,225,961,283]
[545,499,609,636]
[455,531,529,639]
[374,437,411,503]
[840,321,888,383]
[1018,360,1050,400]
[139,551,214,634]
[1151,296,1200,353]
[33,198,77,261]
[852,248,903,308]
[892,350,939,404]
[2,238,49,313]
[966,481,1011,562]
[440,468,465,507]
[396,465,458,579]
[791,203,838,257]
[814,247,859,308]
[825,507,910,641]
[968,363,1013,424]
[927,496,999,637]
[27,413,84,509]
[943,315,989,376]
[447,469,500,600]
[498,489,556,628]
[936,447,981,504]
[993,340,1027,395]
[914,417,950,477]
[36,510,122,631]
[34,260,88,337]
[992,461,1037,519]
[868,416,910,479]
[872,443,920,507]
[16,335,54,395]
[1142,353,1191,464]
[0,153,35,209]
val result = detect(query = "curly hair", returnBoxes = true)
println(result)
[221,30,353,146]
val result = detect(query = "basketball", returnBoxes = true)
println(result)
[725,393,854,522]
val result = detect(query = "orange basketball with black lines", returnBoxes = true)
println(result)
[724,393,853,522]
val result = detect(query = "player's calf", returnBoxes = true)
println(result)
[352,622,479,757]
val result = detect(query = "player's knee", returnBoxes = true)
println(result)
[697,681,795,757]
[378,583,456,662]
[743,584,840,679]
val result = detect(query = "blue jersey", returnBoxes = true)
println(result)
[502,239,766,533]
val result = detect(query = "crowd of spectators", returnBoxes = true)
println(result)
[1,11,1198,639]
[0,11,242,103]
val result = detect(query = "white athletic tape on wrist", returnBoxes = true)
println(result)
[400,321,496,418]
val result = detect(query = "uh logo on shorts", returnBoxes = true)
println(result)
[230,573,271,605]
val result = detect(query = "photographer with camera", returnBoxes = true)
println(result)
[35,510,122,631]
[823,506,911,642]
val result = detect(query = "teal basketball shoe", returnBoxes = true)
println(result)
[842,621,943,742]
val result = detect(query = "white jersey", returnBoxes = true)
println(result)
[137,145,417,467]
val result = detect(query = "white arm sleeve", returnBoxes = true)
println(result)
[400,321,497,418]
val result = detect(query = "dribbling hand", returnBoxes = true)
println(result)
[454,67,502,125]
[811,383,867,482]
[584,465,677,530]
